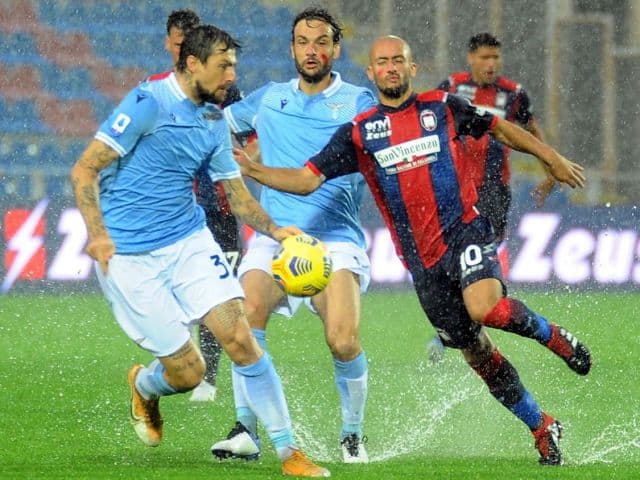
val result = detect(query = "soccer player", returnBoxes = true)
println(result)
[149,9,249,402]
[233,35,592,466]
[428,32,556,363]
[70,25,328,478]
[210,7,376,463]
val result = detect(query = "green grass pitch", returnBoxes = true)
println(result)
[1,290,638,479]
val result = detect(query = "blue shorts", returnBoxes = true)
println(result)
[412,216,506,349]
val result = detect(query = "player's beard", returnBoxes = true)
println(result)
[377,78,410,99]
[295,58,332,84]
[195,80,226,104]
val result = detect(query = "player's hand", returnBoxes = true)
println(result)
[233,147,254,176]
[547,154,585,188]
[86,235,115,275]
[530,176,557,207]
[271,225,304,243]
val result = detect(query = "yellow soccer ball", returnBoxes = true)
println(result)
[272,234,333,297]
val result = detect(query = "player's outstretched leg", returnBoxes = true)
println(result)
[482,297,591,375]
[190,325,221,402]
[465,335,564,466]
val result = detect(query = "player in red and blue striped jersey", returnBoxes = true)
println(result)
[438,32,555,242]
[235,36,592,466]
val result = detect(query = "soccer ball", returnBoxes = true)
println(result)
[272,234,333,297]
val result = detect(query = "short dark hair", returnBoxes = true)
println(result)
[166,9,200,35]
[468,32,501,52]
[291,7,342,44]
[176,24,241,72]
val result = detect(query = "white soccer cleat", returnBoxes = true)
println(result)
[189,380,217,402]
[341,434,369,463]
[211,422,261,460]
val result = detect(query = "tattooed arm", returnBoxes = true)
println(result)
[70,140,119,274]
[220,177,301,242]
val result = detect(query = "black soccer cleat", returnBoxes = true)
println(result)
[546,324,591,375]
[533,412,564,466]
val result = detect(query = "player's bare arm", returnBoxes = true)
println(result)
[492,117,585,188]
[233,147,323,195]
[70,140,119,274]
[525,118,558,206]
[220,176,302,242]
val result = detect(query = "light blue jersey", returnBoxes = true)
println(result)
[95,73,241,253]
[223,72,376,246]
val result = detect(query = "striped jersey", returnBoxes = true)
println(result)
[438,72,534,188]
[307,91,497,272]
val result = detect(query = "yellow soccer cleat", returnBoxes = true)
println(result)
[127,364,163,447]
[281,450,331,477]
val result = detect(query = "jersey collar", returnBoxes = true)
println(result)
[291,71,343,98]
[377,92,417,113]
[167,72,188,101]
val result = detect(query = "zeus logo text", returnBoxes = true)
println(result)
[364,117,391,140]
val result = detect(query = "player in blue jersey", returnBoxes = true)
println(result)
[70,25,329,478]
[233,36,592,466]
[151,8,250,403]
[211,7,376,463]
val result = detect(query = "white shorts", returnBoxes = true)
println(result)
[238,235,370,318]
[96,227,244,357]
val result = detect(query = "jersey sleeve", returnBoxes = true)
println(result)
[222,82,273,134]
[207,120,242,182]
[513,87,534,126]
[446,93,497,139]
[95,86,159,156]
[307,122,359,180]
[356,88,377,113]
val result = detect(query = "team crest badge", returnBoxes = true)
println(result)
[420,110,437,132]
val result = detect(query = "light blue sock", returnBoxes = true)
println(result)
[231,328,267,436]
[134,359,178,400]
[334,351,368,439]
[233,352,294,455]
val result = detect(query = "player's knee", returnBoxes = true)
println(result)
[326,334,360,361]
[242,298,270,328]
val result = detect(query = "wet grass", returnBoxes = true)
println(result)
[1,291,638,479]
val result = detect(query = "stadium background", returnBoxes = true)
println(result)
[1,0,639,294]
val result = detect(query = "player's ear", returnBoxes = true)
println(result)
[290,42,295,60]
[366,64,374,82]
[333,41,341,60]
[410,61,418,78]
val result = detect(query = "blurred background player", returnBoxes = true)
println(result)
[149,9,248,401]
[211,7,376,463]
[428,32,557,363]
[233,35,592,466]
[71,24,329,477]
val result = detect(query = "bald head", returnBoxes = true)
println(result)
[367,35,416,105]
[368,35,413,65]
